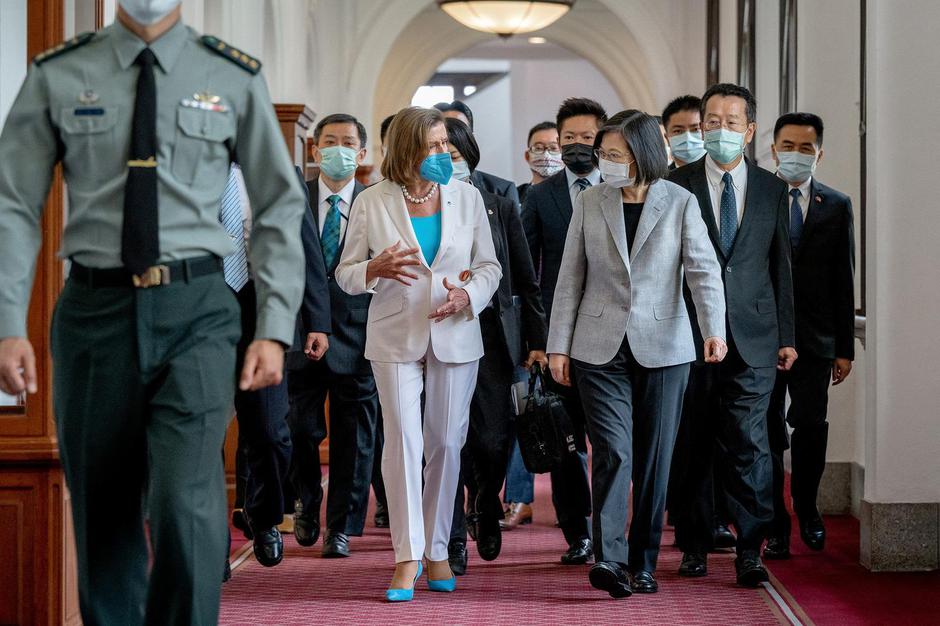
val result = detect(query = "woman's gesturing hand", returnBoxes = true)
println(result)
[366,241,422,286]
[549,354,571,387]
[428,277,470,322]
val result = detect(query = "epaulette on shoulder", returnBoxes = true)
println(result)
[200,35,261,74]
[34,32,95,65]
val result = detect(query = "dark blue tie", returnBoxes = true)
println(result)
[789,187,803,250]
[575,177,591,195]
[719,172,737,257]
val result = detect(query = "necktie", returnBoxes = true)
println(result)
[789,187,803,250]
[719,171,737,257]
[122,48,159,275]
[575,177,591,195]
[321,194,342,268]
[220,168,249,292]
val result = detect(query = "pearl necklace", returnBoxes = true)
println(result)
[401,183,438,204]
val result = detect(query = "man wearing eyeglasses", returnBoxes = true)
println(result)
[518,122,563,205]
[668,83,796,588]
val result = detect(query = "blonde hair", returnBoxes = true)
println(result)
[380,107,445,187]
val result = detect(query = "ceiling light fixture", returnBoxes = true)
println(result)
[437,1,575,38]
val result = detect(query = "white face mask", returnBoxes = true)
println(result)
[120,0,181,25]
[599,158,635,189]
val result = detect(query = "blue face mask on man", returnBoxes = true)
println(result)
[704,128,746,165]
[776,150,818,184]
[420,152,453,185]
[669,131,707,164]
[318,146,359,181]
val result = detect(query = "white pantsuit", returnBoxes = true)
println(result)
[336,178,501,563]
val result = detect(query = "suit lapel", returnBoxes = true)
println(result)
[381,180,428,268]
[600,185,630,274]
[332,182,364,272]
[430,184,456,269]
[797,179,825,258]
[629,181,666,263]
[688,161,724,259]
[550,171,573,224]
[730,159,763,260]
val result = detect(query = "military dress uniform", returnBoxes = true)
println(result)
[0,19,305,626]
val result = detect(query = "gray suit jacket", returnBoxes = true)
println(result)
[546,179,726,368]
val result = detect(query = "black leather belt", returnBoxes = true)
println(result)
[70,255,223,288]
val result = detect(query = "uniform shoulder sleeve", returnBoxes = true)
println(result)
[200,35,261,74]
[34,32,95,65]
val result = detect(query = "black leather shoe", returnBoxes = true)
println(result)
[561,538,593,565]
[252,527,283,567]
[800,515,826,551]
[588,561,632,598]
[448,539,468,576]
[374,501,390,529]
[678,552,708,577]
[763,537,791,560]
[232,509,253,540]
[322,530,350,558]
[735,552,769,588]
[294,515,320,547]
[476,516,502,561]
[630,570,658,594]
[713,524,736,550]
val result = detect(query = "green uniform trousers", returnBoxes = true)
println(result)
[51,270,240,626]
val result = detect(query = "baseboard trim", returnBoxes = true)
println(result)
[816,461,865,517]
[859,500,940,571]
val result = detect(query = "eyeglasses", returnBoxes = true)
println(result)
[528,145,560,156]
[594,149,633,164]
[703,119,750,132]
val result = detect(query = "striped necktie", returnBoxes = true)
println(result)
[220,167,249,291]
[575,177,591,195]
[719,172,738,257]
[321,194,342,268]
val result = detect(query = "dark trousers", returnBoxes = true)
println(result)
[451,310,515,541]
[287,360,381,535]
[673,341,776,554]
[52,272,240,626]
[549,380,592,544]
[767,353,833,537]
[233,282,292,530]
[574,338,689,572]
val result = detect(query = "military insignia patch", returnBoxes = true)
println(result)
[34,32,95,66]
[200,35,261,75]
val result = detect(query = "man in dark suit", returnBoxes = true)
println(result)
[434,100,521,210]
[763,113,855,560]
[287,114,381,558]
[668,83,797,587]
[442,118,548,574]
[522,97,608,565]
[517,121,562,205]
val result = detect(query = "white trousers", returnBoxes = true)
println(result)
[371,347,479,563]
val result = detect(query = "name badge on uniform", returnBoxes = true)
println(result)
[74,107,105,116]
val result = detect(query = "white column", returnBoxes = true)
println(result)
[0,0,27,130]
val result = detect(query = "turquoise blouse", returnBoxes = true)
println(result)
[410,212,442,266]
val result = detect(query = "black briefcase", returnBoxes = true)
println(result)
[514,365,577,474]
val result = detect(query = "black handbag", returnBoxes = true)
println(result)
[514,364,577,474]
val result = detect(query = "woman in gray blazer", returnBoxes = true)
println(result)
[546,113,727,598]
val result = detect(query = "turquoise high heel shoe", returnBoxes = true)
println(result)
[427,567,457,593]
[385,562,423,602]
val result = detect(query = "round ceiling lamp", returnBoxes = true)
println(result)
[437,1,575,37]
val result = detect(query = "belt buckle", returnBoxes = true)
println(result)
[132,265,170,288]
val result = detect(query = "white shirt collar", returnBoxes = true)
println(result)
[786,176,813,199]
[705,155,747,190]
[318,176,356,210]
[565,167,601,189]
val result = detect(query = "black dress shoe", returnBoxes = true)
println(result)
[800,515,826,551]
[630,570,658,594]
[322,530,350,558]
[763,537,791,560]
[253,527,284,567]
[560,538,593,565]
[294,515,320,547]
[713,524,736,550]
[735,552,769,588]
[232,509,253,540]
[678,552,707,577]
[476,516,502,561]
[588,561,632,598]
[448,539,468,576]
[373,501,390,529]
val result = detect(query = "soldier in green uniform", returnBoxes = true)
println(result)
[0,2,305,624]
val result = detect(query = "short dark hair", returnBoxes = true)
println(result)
[605,109,641,128]
[433,100,474,129]
[556,97,607,134]
[379,114,396,144]
[313,113,367,148]
[701,83,756,124]
[527,121,557,145]
[661,95,702,128]
[593,112,669,186]
[444,117,480,172]
[774,112,825,147]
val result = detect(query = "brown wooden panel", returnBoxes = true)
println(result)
[0,491,28,625]
[274,104,316,169]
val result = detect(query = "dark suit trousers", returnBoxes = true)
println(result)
[287,360,381,535]
[549,380,593,544]
[574,338,689,572]
[233,281,292,531]
[767,353,832,537]
[451,309,516,541]
[674,341,776,553]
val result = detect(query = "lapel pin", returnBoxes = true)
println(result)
[815,195,822,203]
[194,91,221,104]
[78,89,99,104]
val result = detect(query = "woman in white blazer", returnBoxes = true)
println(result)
[336,107,500,601]
[546,113,727,598]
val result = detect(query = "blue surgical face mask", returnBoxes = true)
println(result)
[704,128,746,165]
[420,152,453,185]
[451,159,472,182]
[318,145,359,181]
[669,131,707,164]
[776,150,818,184]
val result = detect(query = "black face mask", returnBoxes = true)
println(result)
[561,142,595,176]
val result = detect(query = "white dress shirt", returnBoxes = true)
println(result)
[565,167,602,208]
[784,176,813,221]
[705,155,747,232]
[318,176,356,241]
